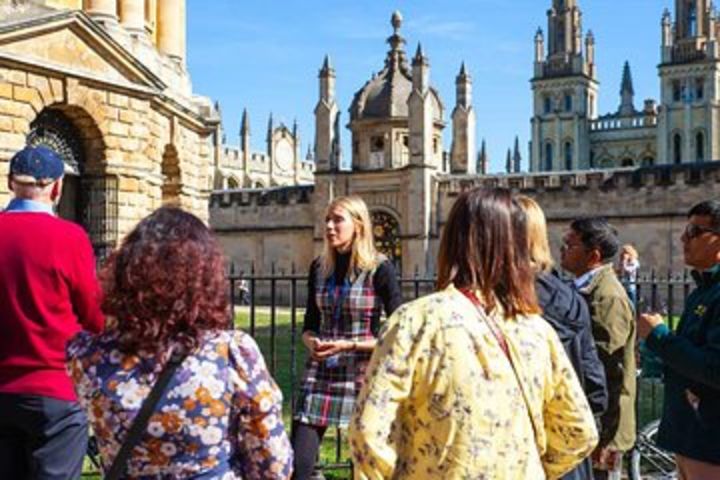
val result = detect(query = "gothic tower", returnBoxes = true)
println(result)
[657,1,719,163]
[530,0,598,172]
[450,62,477,173]
[314,55,339,172]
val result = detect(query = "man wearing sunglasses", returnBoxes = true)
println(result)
[560,217,636,480]
[639,200,720,478]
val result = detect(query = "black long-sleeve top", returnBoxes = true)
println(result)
[303,253,403,336]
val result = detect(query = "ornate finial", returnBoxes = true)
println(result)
[391,10,403,33]
[459,61,467,76]
[322,54,332,71]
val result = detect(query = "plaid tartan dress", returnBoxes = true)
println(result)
[294,264,381,428]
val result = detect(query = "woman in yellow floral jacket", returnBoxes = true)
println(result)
[349,187,598,480]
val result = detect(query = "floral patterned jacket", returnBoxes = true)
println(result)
[66,329,292,479]
[349,285,598,480]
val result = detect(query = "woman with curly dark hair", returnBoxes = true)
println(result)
[66,206,292,479]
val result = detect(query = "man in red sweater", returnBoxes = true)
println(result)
[0,146,104,479]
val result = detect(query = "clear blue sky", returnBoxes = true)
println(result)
[187,0,666,173]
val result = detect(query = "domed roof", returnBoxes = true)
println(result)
[349,12,443,123]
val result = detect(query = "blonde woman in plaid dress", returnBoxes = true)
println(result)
[292,196,402,480]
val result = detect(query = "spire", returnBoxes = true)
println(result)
[459,61,467,77]
[411,42,430,92]
[513,136,522,173]
[321,54,332,73]
[506,148,512,174]
[546,0,583,59]
[266,112,273,155]
[618,61,636,116]
[477,139,488,175]
[240,108,249,137]
[413,42,427,65]
[292,118,298,138]
[535,28,545,63]
[306,144,313,162]
[621,61,634,96]
[455,61,472,108]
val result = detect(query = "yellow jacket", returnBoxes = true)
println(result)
[349,285,598,479]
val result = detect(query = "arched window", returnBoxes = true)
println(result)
[589,150,596,168]
[544,96,552,114]
[227,177,239,189]
[673,134,683,164]
[642,156,655,167]
[621,158,634,167]
[544,142,553,171]
[564,94,573,112]
[28,109,85,221]
[370,211,402,272]
[696,131,705,162]
[564,141,573,171]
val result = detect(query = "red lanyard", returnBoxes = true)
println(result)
[459,288,510,358]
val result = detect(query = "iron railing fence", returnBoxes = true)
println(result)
[227,268,695,474]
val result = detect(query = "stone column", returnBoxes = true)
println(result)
[118,0,145,34]
[84,0,118,24]
[157,0,186,65]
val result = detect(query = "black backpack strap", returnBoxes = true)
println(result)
[104,353,187,480]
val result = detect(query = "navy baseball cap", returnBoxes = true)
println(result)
[9,146,65,185]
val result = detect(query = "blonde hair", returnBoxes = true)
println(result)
[320,195,379,278]
[516,195,554,273]
[621,244,639,260]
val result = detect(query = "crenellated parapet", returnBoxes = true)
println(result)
[209,185,316,236]
[439,162,720,196]
[210,185,314,209]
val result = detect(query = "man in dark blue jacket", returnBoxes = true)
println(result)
[639,200,720,478]
[517,195,607,480]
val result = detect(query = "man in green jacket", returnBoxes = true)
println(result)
[561,217,636,480]
[639,200,720,478]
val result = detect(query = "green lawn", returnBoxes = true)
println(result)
[235,307,352,479]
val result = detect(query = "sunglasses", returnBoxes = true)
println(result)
[683,223,720,239]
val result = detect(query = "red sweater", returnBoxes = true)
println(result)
[0,211,104,401]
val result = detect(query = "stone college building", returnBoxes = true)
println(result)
[1,0,719,276]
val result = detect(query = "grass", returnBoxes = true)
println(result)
[235,307,352,479]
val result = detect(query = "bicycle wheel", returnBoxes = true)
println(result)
[628,419,677,480]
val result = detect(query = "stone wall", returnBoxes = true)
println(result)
[210,186,316,273]
[438,163,720,273]
[0,63,213,235]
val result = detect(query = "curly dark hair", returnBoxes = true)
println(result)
[101,206,230,356]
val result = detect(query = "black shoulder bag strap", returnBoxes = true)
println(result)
[104,353,187,480]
